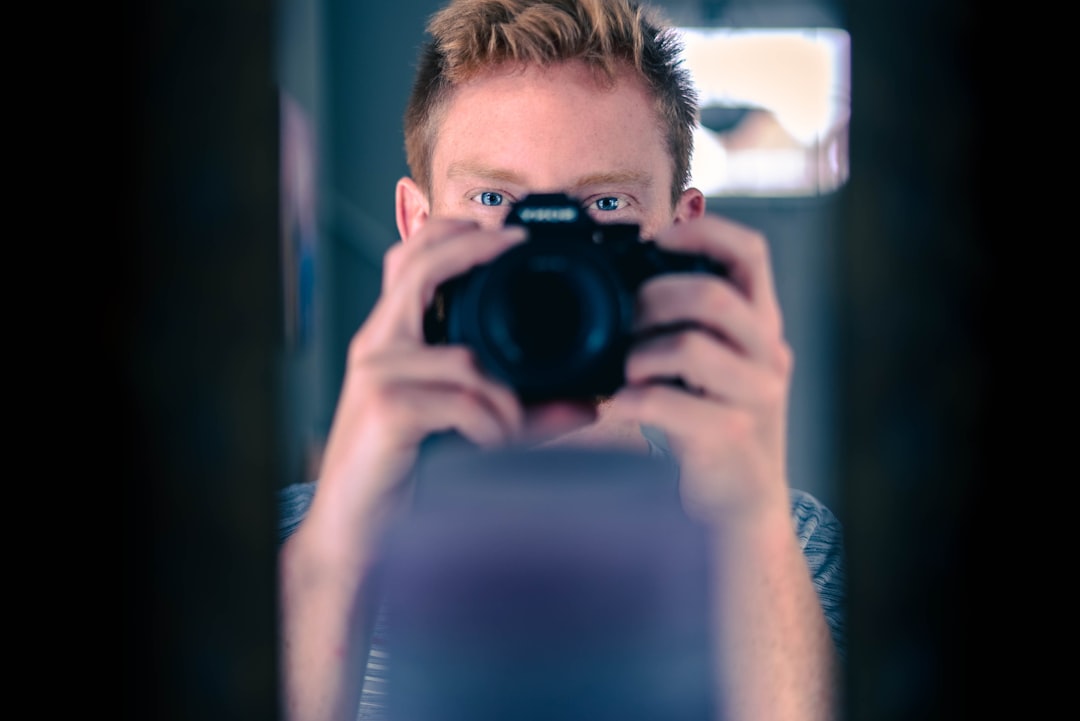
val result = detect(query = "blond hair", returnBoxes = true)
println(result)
[403,0,698,207]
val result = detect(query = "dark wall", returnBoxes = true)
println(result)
[840,0,994,718]
[122,2,282,720]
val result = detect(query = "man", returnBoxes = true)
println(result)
[278,1,845,720]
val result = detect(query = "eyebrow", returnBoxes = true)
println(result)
[446,161,524,184]
[445,161,652,191]
[571,170,653,191]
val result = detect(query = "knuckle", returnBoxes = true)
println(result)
[746,230,769,259]
[346,329,373,363]
[707,279,738,312]
[726,410,756,441]
[381,242,406,280]
[382,242,404,264]
[440,345,477,371]
[774,339,795,375]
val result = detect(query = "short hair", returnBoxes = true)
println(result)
[403,0,698,208]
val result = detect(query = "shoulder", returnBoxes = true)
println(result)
[787,488,845,577]
[788,487,843,548]
[789,488,847,655]
[278,480,317,543]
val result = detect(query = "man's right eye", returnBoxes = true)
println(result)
[477,191,504,207]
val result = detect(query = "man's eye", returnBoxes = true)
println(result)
[593,196,623,212]
[477,191,504,207]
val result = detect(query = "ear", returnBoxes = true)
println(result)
[673,187,706,223]
[395,176,430,241]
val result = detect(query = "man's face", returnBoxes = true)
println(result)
[400,59,702,444]
[427,60,680,238]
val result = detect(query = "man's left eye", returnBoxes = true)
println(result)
[592,197,623,212]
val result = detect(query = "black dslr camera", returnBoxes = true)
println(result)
[424,193,727,402]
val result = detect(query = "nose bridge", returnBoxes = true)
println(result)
[514,146,588,200]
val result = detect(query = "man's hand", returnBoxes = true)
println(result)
[279,219,529,721]
[311,219,529,537]
[610,213,793,521]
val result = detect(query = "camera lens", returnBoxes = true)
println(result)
[459,244,629,399]
[498,269,585,363]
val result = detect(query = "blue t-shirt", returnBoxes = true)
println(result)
[278,430,846,720]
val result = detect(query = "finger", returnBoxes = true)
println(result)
[371,225,527,344]
[379,382,522,449]
[654,215,783,333]
[636,275,789,371]
[358,345,525,438]
[606,381,778,471]
[382,222,525,296]
[625,330,783,406]
[606,382,722,446]
[608,383,790,516]
[382,218,482,288]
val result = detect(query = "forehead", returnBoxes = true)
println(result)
[430,60,672,193]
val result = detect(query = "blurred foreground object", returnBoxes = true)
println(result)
[381,445,717,721]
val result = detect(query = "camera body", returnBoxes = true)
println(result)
[424,193,727,402]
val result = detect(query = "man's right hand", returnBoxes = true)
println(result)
[305,219,529,545]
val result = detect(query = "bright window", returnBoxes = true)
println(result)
[677,27,851,197]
